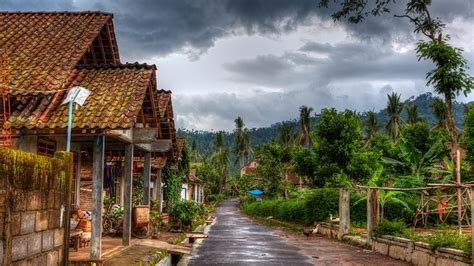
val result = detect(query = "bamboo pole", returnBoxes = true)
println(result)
[456,149,462,235]
[470,186,474,264]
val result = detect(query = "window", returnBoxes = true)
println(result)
[37,138,56,157]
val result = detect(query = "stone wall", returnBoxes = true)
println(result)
[0,148,73,265]
[317,223,471,265]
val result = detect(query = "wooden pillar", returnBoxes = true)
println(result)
[91,134,105,260]
[367,188,374,246]
[143,152,151,205]
[338,188,350,239]
[122,144,134,246]
[470,186,474,265]
[156,168,163,212]
[456,149,462,234]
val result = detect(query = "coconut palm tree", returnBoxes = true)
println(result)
[364,110,379,142]
[212,131,229,191]
[277,122,295,148]
[385,92,404,140]
[406,104,423,124]
[431,97,447,129]
[298,105,313,148]
[233,116,253,168]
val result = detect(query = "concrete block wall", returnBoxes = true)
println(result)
[0,148,73,265]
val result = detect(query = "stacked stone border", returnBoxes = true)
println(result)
[317,222,471,266]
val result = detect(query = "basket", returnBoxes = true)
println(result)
[133,206,150,228]
[77,219,92,232]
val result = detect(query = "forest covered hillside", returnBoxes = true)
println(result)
[178,92,472,157]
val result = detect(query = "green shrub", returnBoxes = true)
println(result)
[303,188,339,225]
[373,219,407,236]
[169,200,203,230]
[425,230,472,253]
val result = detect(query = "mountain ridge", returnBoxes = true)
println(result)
[178,92,472,156]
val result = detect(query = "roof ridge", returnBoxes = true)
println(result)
[76,62,157,70]
[0,11,113,17]
[157,89,172,93]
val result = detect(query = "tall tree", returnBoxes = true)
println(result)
[233,116,252,169]
[190,139,200,163]
[211,131,229,192]
[385,92,404,140]
[364,110,379,143]
[321,0,473,146]
[462,107,474,173]
[406,104,422,124]
[298,105,313,148]
[276,122,295,148]
[431,97,447,128]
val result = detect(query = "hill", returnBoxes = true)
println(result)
[178,92,472,157]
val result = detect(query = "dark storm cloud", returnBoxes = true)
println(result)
[1,0,471,61]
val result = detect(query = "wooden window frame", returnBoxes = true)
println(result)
[37,138,56,157]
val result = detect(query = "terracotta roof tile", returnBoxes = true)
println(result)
[156,89,172,118]
[9,63,156,129]
[176,136,185,154]
[0,12,113,95]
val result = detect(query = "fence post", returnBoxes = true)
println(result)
[339,188,350,238]
[471,186,474,265]
[367,188,374,246]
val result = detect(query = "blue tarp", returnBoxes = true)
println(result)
[246,189,264,196]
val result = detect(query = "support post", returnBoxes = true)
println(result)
[91,134,105,260]
[470,186,474,265]
[367,188,374,247]
[143,152,151,205]
[122,144,134,246]
[456,149,462,235]
[338,188,350,239]
[74,145,81,208]
[156,168,163,212]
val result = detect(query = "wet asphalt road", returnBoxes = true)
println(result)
[188,199,313,265]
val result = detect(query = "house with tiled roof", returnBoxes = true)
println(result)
[0,11,177,261]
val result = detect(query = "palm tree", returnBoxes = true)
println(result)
[385,92,404,140]
[212,131,229,191]
[364,111,379,142]
[233,116,252,169]
[298,106,313,148]
[406,104,422,124]
[276,122,295,148]
[431,97,447,129]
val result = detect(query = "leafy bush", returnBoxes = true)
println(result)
[303,188,339,224]
[242,188,342,225]
[425,230,472,253]
[373,219,408,236]
[169,200,203,230]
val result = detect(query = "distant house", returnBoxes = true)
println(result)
[240,160,304,188]
[180,169,204,203]
[240,160,257,177]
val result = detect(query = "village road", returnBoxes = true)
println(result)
[188,199,409,266]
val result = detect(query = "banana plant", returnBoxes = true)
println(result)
[355,166,410,220]
[381,137,446,180]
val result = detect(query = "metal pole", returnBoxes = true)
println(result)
[66,89,80,152]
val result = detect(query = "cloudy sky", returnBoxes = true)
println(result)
[2,0,473,131]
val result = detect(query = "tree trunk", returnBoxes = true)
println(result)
[283,170,289,199]
[444,93,458,147]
